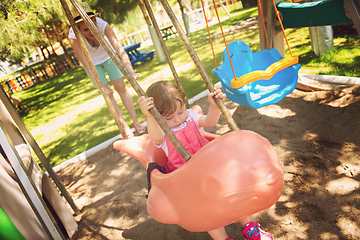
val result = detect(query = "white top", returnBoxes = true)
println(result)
[68,17,114,65]
[157,109,202,156]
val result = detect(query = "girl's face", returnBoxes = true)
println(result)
[163,103,187,129]
[78,18,97,40]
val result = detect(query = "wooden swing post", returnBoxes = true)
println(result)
[258,0,285,55]
[136,0,152,26]
[65,0,191,162]
[60,0,128,139]
[200,0,217,70]
[0,87,80,216]
[141,0,190,109]
[158,0,239,131]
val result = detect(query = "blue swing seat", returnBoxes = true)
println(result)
[213,41,301,109]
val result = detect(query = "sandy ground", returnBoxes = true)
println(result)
[57,82,360,240]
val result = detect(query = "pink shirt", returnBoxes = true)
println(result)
[157,109,209,172]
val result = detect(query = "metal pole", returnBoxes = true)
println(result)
[177,0,192,35]
[137,0,166,62]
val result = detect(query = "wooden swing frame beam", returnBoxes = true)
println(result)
[155,0,239,132]
[60,0,239,162]
[60,0,192,161]
[59,0,129,139]
[139,0,190,109]
[0,88,80,216]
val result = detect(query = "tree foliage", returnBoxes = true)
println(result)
[0,0,69,65]
[0,0,177,64]
[86,0,138,25]
[0,0,35,64]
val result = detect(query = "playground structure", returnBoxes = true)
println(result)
[58,0,284,234]
[117,27,154,46]
[277,0,359,32]
[213,41,301,108]
[211,0,360,109]
[0,0,358,238]
[277,0,360,56]
[57,0,360,234]
[0,87,79,240]
[212,0,301,108]
[260,0,360,57]
[1,53,80,94]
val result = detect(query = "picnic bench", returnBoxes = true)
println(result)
[123,43,154,65]
[160,25,177,40]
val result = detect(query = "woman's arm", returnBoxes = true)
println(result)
[104,24,139,79]
[69,38,99,88]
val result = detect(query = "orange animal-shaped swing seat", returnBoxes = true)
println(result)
[113,106,284,232]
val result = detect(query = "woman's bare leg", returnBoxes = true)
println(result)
[103,83,133,137]
[112,78,144,132]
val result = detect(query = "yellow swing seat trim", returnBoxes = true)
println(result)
[231,55,299,89]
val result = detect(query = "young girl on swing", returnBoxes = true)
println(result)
[138,81,273,240]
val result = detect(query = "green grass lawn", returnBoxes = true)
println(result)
[11,6,360,168]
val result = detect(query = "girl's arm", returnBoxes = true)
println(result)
[198,88,226,128]
[138,96,164,145]
[104,24,139,79]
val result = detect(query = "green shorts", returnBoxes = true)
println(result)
[85,58,124,88]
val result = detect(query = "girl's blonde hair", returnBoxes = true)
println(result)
[146,81,186,117]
